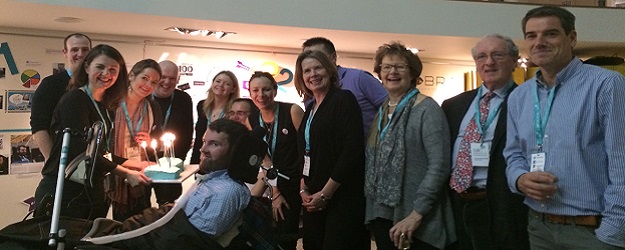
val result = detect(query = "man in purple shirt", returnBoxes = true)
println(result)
[302,37,388,137]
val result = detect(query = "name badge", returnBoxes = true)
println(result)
[303,155,311,177]
[125,146,141,161]
[530,152,545,172]
[470,142,490,167]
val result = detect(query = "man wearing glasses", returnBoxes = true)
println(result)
[227,98,259,127]
[442,34,529,250]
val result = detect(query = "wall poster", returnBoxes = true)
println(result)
[5,90,34,113]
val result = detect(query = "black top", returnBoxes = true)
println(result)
[190,100,208,164]
[30,70,71,133]
[298,88,365,196]
[42,89,122,177]
[152,89,194,160]
[248,102,301,188]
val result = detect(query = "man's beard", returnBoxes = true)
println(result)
[200,157,228,174]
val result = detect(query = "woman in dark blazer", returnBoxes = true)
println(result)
[294,50,369,250]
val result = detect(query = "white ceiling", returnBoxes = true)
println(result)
[1,0,624,65]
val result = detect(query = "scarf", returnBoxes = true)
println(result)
[105,99,153,215]
[364,93,418,207]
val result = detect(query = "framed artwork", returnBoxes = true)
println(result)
[0,95,3,109]
[5,90,34,113]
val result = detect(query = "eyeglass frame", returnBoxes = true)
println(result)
[379,63,410,73]
[474,51,512,63]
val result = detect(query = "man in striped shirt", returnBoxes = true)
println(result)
[505,6,625,249]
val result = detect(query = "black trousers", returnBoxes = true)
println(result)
[450,191,494,250]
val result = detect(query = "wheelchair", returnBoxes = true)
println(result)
[0,124,283,250]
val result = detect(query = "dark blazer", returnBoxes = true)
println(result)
[441,85,529,249]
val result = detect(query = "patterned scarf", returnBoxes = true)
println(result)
[105,99,153,215]
[364,94,418,207]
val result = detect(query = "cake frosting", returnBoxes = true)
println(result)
[144,157,183,180]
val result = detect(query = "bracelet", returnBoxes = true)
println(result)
[299,189,308,194]
[271,193,282,201]
[320,193,331,201]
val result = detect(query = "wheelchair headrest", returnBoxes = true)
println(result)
[227,128,268,184]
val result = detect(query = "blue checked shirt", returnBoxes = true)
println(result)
[505,58,625,247]
[184,169,251,238]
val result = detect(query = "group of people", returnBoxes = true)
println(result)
[26,5,625,250]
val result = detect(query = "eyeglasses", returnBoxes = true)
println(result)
[475,52,509,63]
[379,63,409,73]
[228,111,250,117]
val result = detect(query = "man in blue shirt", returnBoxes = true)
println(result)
[93,119,252,249]
[302,37,388,137]
[505,6,625,249]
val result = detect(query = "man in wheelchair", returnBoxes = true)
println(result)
[0,119,279,250]
[82,119,279,250]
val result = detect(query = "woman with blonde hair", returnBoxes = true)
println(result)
[190,70,240,164]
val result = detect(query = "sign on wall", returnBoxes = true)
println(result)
[5,90,33,113]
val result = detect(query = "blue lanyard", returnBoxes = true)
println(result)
[259,104,279,157]
[152,93,174,130]
[532,82,556,150]
[121,100,148,139]
[474,83,513,136]
[207,108,224,125]
[304,101,316,152]
[83,86,112,149]
[66,69,72,77]
[377,89,419,140]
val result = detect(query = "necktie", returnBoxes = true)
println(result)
[450,91,495,193]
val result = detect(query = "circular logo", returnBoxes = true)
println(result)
[21,69,41,88]
[248,155,259,166]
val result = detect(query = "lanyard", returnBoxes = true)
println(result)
[121,100,148,139]
[304,101,316,152]
[83,86,112,149]
[258,104,279,157]
[152,93,174,130]
[532,82,556,151]
[474,83,513,136]
[207,108,224,125]
[66,69,72,78]
[377,88,419,140]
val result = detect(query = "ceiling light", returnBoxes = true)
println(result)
[165,27,235,39]
[406,46,423,54]
[53,17,83,23]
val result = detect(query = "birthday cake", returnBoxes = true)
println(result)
[144,157,183,180]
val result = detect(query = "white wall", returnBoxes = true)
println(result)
[0,31,472,228]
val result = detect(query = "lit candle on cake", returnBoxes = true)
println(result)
[161,133,176,159]
[150,139,160,167]
[140,141,150,162]
[169,134,176,158]
[163,139,172,168]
